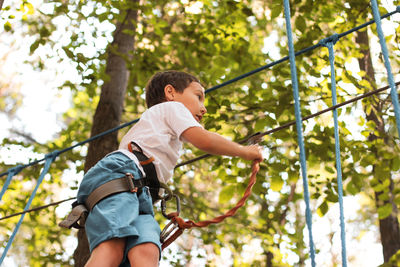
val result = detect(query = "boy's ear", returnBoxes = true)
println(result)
[164,84,175,101]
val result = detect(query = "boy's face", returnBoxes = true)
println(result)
[165,82,207,122]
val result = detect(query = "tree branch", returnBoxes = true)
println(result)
[10,129,42,145]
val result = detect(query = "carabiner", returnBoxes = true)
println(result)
[161,194,181,219]
[158,182,174,202]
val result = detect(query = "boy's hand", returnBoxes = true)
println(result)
[242,144,263,162]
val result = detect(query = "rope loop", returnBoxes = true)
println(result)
[319,33,339,47]
[45,150,60,160]
[0,165,25,202]
[8,165,25,176]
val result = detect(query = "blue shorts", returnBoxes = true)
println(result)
[77,152,161,266]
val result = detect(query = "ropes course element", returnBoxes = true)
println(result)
[1,2,400,264]
[283,0,315,265]
[1,6,399,179]
[0,151,59,263]
[1,81,399,223]
[371,2,400,138]
[203,7,400,95]
[0,166,24,201]
[160,160,260,251]
[0,197,75,221]
[322,38,348,267]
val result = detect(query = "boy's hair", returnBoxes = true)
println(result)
[145,70,200,108]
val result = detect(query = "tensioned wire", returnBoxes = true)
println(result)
[1,81,399,222]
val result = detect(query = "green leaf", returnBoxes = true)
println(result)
[271,5,281,19]
[219,185,236,203]
[30,40,40,54]
[325,166,335,174]
[378,203,392,219]
[392,157,400,171]
[62,47,74,59]
[295,16,306,32]
[325,190,338,202]
[394,196,400,205]
[254,119,266,132]
[4,21,12,31]
[346,181,358,195]
[270,176,284,192]
[372,178,390,192]
[241,7,253,17]
[317,201,329,217]
[288,171,299,183]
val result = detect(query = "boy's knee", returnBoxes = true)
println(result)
[128,242,159,265]
[90,239,125,265]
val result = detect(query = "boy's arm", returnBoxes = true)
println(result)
[181,127,263,161]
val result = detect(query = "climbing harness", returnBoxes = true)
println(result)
[128,141,162,202]
[59,173,145,229]
[160,159,260,250]
[59,141,163,229]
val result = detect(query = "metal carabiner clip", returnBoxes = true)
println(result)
[161,194,181,219]
[158,182,173,202]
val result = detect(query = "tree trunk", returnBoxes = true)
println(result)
[355,29,400,263]
[73,2,138,266]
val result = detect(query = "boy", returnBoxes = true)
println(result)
[78,70,263,267]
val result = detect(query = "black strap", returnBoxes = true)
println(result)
[131,149,161,202]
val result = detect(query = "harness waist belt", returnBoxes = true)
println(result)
[86,173,145,210]
[58,203,88,229]
[59,143,161,230]
[59,173,145,229]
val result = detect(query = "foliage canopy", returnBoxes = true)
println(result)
[1,0,400,266]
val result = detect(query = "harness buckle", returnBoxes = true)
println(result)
[125,173,138,193]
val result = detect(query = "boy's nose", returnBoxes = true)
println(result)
[201,105,207,114]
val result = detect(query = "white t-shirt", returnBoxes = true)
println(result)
[118,101,202,183]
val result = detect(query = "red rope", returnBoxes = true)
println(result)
[161,160,261,250]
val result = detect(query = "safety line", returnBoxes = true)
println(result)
[370,2,400,137]
[204,7,400,95]
[0,166,23,201]
[283,0,316,265]
[323,39,348,266]
[0,151,59,264]
[1,7,399,179]
[1,81,399,223]
[0,118,139,178]
[0,197,75,221]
